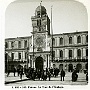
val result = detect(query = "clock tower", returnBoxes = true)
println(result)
[30,3,51,70]
[31,3,50,52]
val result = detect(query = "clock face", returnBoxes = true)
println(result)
[36,36,43,46]
[34,34,46,48]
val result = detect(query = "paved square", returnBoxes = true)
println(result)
[5,72,88,86]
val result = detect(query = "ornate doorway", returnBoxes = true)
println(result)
[35,56,43,71]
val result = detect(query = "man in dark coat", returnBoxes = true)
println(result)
[38,70,41,80]
[60,69,65,81]
[72,70,78,82]
[20,66,23,80]
[48,69,51,81]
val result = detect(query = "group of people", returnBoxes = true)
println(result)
[25,67,66,81]
[26,67,51,81]
[7,65,24,79]
[6,66,88,82]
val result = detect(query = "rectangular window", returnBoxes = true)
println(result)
[60,50,63,59]
[69,50,72,58]
[69,37,72,44]
[11,42,14,48]
[5,42,8,48]
[18,41,21,48]
[24,40,27,48]
[18,53,21,59]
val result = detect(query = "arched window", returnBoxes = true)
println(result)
[77,36,81,43]
[60,37,63,45]
[60,50,63,59]
[77,49,81,57]
[69,50,72,58]
[69,37,72,44]
[53,38,55,46]
[18,53,21,60]
[11,41,14,48]
[24,40,27,48]
[86,35,88,43]
[18,41,21,48]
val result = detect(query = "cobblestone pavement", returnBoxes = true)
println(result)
[5,72,88,86]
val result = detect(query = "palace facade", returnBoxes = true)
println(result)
[5,4,88,72]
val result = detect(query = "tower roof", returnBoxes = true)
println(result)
[35,5,46,16]
[35,5,46,12]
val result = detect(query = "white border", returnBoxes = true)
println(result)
[0,0,90,90]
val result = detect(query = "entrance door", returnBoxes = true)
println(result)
[76,64,82,72]
[35,56,43,71]
[68,64,73,72]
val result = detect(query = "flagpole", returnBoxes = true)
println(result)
[51,6,53,62]
[40,1,42,17]
[33,30,34,68]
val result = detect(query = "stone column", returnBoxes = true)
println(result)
[28,55,30,67]
[74,48,77,59]
[33,61,35,68]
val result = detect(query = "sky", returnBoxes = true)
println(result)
[5,0,88,38]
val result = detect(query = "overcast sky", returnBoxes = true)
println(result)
[5,0,88,38]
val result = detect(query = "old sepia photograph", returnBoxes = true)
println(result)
[4,0,88,87]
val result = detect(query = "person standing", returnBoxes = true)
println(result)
[60,69,65,81]
[48,69,51,81]
[17,67,20,76]
[38,69,41,80]
[20,66,23,80]
[72,70,78,82]
[13,66,16,77]
[86,71,88,81]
